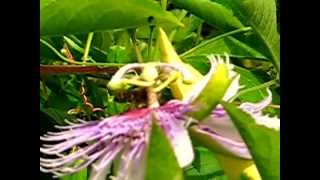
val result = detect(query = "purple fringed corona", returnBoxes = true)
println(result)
[40,100,194,179]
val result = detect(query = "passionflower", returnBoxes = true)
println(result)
[40,54,279,179]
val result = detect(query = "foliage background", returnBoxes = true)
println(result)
[40,0,280,179]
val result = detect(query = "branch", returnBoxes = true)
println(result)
[40,65,119,75]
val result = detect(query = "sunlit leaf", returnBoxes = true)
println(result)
[184,146,228,180]
[172,0,280,72]
[234,66,268,102]
[221,101,280,180]
[59,168,87,180]
[171,0,244,31]
[40,0,182,36]
[145,118,184,180]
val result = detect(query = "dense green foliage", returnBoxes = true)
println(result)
[40,0,280,179]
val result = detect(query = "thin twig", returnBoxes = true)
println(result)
[40,65,119,75]
[41,38,119,66]
[161,0,167,9]
[229,79,277,102]
[148,25,155,60]
[40,39,76,64]
[195,23,203,44]
[130,29,143,63]
[180,27,252,57]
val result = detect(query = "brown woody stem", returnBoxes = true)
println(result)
[40,65,119,75]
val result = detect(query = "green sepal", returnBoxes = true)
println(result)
[188,63,232,121]
[144,114,184,180]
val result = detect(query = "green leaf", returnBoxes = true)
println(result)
[188,63,231,121]
[181,30,268,60]
[188,126,256,180]
[145,118,183,180]
[107,46,132,63]
[172,15,203,42]
[40,38,61,60]
[136,11,201,42]
[65,35,109,62]
[105,94,131,116]
[59,168,87,180]
[85,79,109,108]
[221,101,280,180]
[40,0,182,36]
[234,66,268,102]
[172,0,280,72]
[40,107,66,125]
[183,56,210,75]
[184,146,227,180]
[231,0,280,72]
[171,0,244,31]
[91,31,114,51]
[106,31,137,63]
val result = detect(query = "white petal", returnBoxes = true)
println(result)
[155,111,194,167]
[171,126,195,167]
[223,74,241,101]
[239,88,273,112]
[202,110,243,142]
[199,108,251,159]
[191,126,251,159]
[239,89,280,130]
[250,113,280,131]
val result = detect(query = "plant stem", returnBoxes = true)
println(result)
[40,39,76,64]
[68,35,108,56]
[147,87,160,108]
[129,29,159,108]
[63,36,84,53]
[40,64,121,75]
[148,25,155,60]
[130,29,143,63]
[195,23,203,44]
[152,27,160,60]
[161,0,167,10]
[229,79,277,102]
[41,39,122,66]
[180,27,252,57]
[82,32,94,63]
[40,79,48,98]
[169,10,187,41]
